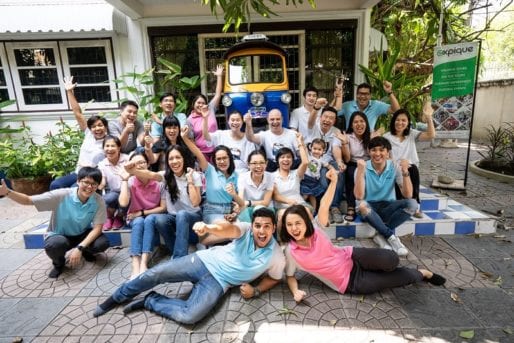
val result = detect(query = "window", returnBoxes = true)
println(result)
[4,39,116,111]
[0,46,16,110]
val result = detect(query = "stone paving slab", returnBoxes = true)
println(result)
[0,297,72,342]
[0,248,40,280]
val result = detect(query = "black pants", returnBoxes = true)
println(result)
[44,230,109,268]
[395,164,421,204]
[346,247,422,294]
[345,162,358,209]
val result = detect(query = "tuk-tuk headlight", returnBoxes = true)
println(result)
[281,93,292,104]
[222,95,233,107]
[250,92,265,107]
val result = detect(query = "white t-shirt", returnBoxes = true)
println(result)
[305,154,325,179]
[75,129,105,173]
[97,154,129,192]
[272,169,304,209]
[384,130,422,166]
[257,128,298,161]
[289,105,320,138]
[207,130,258,173]
[306,123,342,163]
[347,133,369,162]
[159,170,202,214]
[237,170,275,207]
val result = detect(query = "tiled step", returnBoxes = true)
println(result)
[23,187,496,249]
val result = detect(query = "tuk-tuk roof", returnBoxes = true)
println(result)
[224,39,287,59]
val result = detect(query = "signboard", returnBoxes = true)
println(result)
[431,42,479,139]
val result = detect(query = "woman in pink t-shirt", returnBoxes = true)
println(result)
[186,64,224,162]
[280,169,446,301]
[120,152,166,279]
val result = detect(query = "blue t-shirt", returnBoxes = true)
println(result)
[204,163,238,204]
[363,160,401,202]
[150,112,187,138]
[197,222,280,290]
[32,188,106,236]
[338,100,390,130]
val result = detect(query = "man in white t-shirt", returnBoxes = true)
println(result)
[290,86,327,138]
[244,109,299,172]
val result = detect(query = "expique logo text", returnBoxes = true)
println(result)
[437,46,474,57]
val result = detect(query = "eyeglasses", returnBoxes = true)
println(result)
[135,160,148,166]
[80,180,99,188]
[249,161,266,166]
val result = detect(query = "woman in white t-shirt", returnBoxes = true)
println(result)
[272,133,311,227]
[203,110,257,174]
[123,144,202,259]
[50,77,107,190]
[383,102,435,217]
[237,150,275,222]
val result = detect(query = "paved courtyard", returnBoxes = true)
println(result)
[0,141,513,342]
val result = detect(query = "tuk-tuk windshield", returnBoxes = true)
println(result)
[228,54,284,85]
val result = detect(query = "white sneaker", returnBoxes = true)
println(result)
[387,235,409,256]
[373,234,392,250]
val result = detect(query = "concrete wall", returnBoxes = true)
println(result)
[473,78,514,140]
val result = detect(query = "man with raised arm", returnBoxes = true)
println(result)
[245,108,299,172]
[93,207,285,325]
[338,81,400,132]
[0,167,109,278]
[354,136,416,256]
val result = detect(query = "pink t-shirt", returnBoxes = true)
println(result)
[286,228,354,293]
[127,176,163,215]
[187,110,218,157]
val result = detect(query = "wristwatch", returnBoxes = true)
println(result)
[77,245,85,252]
[253,286,262,297]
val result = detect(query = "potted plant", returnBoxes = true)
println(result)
[0,119,83,195]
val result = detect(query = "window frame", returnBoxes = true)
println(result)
[59,40,117,109]
[0,44,16,110]
[4,39,117,112]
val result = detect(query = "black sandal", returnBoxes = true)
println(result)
[344,207,355,222]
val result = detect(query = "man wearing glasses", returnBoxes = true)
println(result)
[0,167,109,279]
[338,81,400,132]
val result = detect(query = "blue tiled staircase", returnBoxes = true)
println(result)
[23,187,496,249]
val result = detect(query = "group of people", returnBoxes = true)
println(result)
[0,68,445,325]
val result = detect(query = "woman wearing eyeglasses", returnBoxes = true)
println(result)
[182,127,245,244]
[119,152,166,279]
[202,110,257,174]
[237,150,275,222]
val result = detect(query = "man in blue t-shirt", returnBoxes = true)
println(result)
[338,81,400,131]
[0,167,108,278]
[93,207,285,325]
[354,137,417,257]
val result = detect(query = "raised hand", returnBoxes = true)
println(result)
[181,125,190,138]
[244,111,252,124]
[213,64,224,77]
[200,104,210,118]
[356,159,366,171]
[383,80,393,93]
[193,222,209,237]
[63,76,77,91]
[325,168,338,182]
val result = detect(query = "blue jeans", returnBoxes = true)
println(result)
[202,202,232,224]
[129,214,157,256]
[358,199,417,238]
[112,253,224,324]
[50,172,77,190]
[154,211,201,258]
[103,191,120,210]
